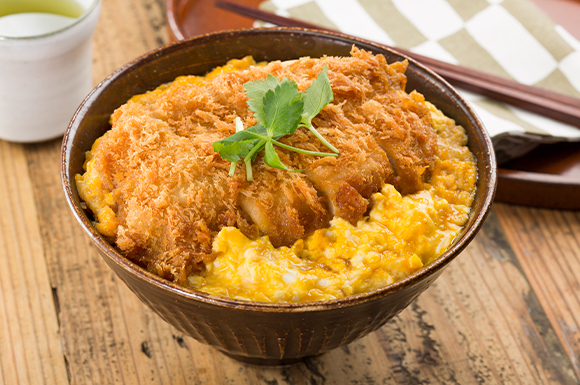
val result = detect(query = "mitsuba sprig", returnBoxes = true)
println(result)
[213,65,339,181]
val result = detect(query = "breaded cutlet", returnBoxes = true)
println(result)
[83,47,439,282]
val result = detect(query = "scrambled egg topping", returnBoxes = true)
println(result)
[187,109,476,302]
[76,56,477,303]
[76,136,119,238]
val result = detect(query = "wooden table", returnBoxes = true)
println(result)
[1,1,579,384]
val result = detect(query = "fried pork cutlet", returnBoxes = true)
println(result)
[79,47,439,283]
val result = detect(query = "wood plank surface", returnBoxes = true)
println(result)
[0,141,68,385]
[1,0,579,384]
[494,203,580,379]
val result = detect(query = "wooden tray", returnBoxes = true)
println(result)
[166,0,261,41]
[165,0,580,210]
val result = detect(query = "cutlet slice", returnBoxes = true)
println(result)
[360,97,438,194]
[302,127,395,225]
[321,48,439,195]
[238,162,331,248]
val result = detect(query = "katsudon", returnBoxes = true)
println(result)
[75,47,477,302]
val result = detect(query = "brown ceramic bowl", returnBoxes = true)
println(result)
[61,28,497,365]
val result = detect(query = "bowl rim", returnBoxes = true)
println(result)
[61,27,497,313]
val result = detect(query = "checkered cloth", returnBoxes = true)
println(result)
[258,0,580,163]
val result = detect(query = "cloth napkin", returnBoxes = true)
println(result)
[258,0,580,163]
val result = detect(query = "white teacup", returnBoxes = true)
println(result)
[0,0,101,143]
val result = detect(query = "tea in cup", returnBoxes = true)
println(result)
[0,0,101,142]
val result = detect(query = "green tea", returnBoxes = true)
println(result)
[0,0,84,18]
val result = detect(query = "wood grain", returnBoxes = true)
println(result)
[1,0,580,384]
[0,141,68,385]
[494,203,580,380]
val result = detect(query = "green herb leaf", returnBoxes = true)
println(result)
[263,141,294,172]
[244,74,281,125]
[214,65,339,180]
[302,65,333,125]
[300,64,339,154]
[212,129,261,163]
[262,79,303,139]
